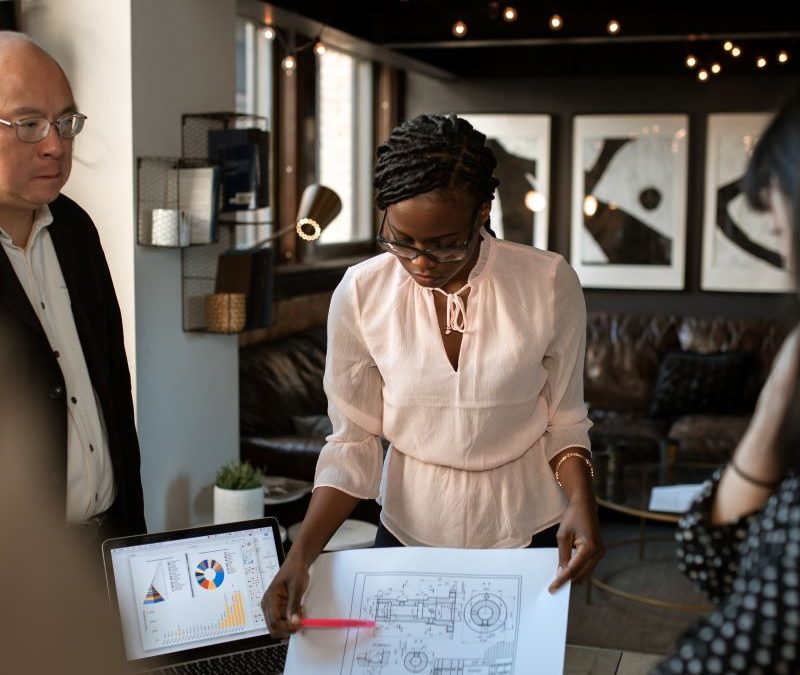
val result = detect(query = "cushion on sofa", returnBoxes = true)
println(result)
[240,325,328,436]
[667,414,751,463]
[292,414,333,438]
[649,350,754,418]
[588,409,670,457]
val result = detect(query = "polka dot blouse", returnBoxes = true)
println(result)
[652,469,800,674]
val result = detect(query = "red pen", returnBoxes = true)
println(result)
[300,618,376,629]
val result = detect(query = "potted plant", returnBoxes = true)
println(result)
[213,460,265,524]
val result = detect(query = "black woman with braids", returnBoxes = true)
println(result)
[262,114,604,636]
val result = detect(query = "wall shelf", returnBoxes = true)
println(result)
[179,112,271,332]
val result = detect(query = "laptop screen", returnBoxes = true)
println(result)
[104,519,282,662]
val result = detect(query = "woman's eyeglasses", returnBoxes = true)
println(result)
[376,209,479,263]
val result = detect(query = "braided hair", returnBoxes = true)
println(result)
[374,114,500,234]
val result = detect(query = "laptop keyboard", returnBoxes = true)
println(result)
[153,643,288,675]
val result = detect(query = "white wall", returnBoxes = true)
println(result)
[20,0,137,391]
[131,0,239,531]
[22,0,240,532]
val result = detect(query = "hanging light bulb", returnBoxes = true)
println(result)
[723,40,733,51]
[731,46,741,57]
[779,51,790,64]
[452,20,468,38]
[757,56,767,69]
[549,14,563,30]
[685,55,697,68]
[503,6,518,22]
[607,19,621,35]
[697,69,709,81]
[524,190,547,213]
[583,195,599,217]
[264,26,276,40]
[314,41,327,56]
[711,63,722,74]
[281,54,297,74]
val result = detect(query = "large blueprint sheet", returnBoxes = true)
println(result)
[284,547,570,675]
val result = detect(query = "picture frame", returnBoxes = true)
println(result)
[701,112,790,293]
[459,114,551,250]
[570,114,689,289]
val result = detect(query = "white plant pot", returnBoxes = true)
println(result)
[213,485,263,524]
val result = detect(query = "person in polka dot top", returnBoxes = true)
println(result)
[653,91,800,674]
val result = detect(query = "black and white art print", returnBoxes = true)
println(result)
[459,114,551,250]
[571,115,689,289]
[702,113,791,293]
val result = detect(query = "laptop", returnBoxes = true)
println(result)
[102,517,288,674]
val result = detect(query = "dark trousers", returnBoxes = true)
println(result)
[374,520,560,548]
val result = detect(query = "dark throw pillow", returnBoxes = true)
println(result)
[649,350,754,418]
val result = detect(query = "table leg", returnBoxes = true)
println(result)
[639,517,646,561]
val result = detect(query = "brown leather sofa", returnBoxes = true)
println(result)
[240,313,792,496]
[586,312,791,498]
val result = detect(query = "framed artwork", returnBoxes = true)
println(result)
[459,114,551,250]
[570,114,689,289]
[702,112,790,293]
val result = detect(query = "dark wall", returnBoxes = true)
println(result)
[405,72,800,320]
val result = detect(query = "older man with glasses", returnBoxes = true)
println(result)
[0,31,145,555]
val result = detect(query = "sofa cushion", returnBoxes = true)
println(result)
[292,414,333,438]
[585,312,679,411]
[240,325,328,436]
[588,409,670,457]
[667,414,751,463]
[649,350,754,417]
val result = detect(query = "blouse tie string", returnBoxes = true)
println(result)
[432,284,470,335]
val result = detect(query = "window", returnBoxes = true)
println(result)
[316,48,374,245]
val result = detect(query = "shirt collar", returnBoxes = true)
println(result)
[0,204,54,247]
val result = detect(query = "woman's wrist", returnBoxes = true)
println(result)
[286,540,319,568]
[566,481,597,505]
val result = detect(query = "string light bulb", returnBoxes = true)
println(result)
[452,20,468,38]
[281,54,297,74]
[697,69,709,82]
[685,55,697,68]
[503,6,518,22]
[313,41,327,56]
[549,15,563,31]
[723,40,733,51]
[779,51,790,64]
[524,190,547,213]
[711,63,722,74]
[264,26,276,40]
[731,46,741,57]
[607,19,621,35]
[757,56,767,69]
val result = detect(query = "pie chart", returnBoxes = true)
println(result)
[195,559,225,589]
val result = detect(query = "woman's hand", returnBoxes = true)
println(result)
[261,555,310,638]
[548,493,605,593]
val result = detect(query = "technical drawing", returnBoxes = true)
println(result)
[403,650,429,673]
[464,593,507,634]
[374,585,457,634]
[341,573,520,675]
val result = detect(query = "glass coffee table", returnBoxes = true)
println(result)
[589,460,717,612]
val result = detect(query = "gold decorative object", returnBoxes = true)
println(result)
[205,293,246,333]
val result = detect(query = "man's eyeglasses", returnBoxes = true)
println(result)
[376,209,479,263]
[0,113,87,143]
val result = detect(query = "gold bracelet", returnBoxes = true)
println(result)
[554,451,594,489]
